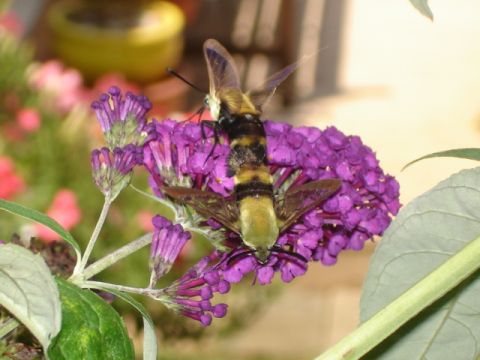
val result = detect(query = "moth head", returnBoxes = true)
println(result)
[255,247,271,265]
[204,94,221,120]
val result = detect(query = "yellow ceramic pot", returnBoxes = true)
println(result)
[48,1,185,83]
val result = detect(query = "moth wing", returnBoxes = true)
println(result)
[247,56,308,111]
[203,39,242,96]
[275,179,341,232]
[163,186,241,234]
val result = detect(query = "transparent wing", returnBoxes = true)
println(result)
[247,56,307,111]
[275,179,341,232]
[163,186,240,234]
[203,39,242,95]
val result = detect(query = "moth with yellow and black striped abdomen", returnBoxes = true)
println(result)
[164,39,341,264]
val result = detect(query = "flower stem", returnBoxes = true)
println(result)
[83,280,152,295]
[0,318,19,339]
[74,197,111,275]
[79,233,152,281]
[314,235,480,360]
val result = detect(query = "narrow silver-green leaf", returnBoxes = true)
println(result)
[409,0,434,20]
[87,285,157,360]
[0,198,81,261]
[0,244,61,350]
[360,167,480,359]
[403,148,480,170]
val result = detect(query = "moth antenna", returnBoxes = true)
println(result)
[166,67,206,93]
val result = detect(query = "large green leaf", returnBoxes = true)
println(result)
[360,167,480,359]
[0,244,61,350]
[403,148,480,170]
[48,278,134,360]
[408,0,434,20]
[0,198,81,261]
[86,284,157,360]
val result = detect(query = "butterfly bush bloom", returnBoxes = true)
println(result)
[142,119,400,290]
[90,87,152,199]
[91,145,140,200]
[154,251,229,326]
[91,86,152,149]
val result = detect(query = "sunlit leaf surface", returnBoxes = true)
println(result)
[0,244,61,350]
[361,167,480,359]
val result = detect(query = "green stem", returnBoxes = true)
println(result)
[0,318,19,339]
[314,235,480,360]
[84,280,173,309]
[78,233,152,281]
[74,197,111,275]
[83,280,153,296]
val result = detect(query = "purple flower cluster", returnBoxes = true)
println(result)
[143,119,232,193]
[90,87,152,199]
[91,86,152,149]
[265,123,400,266]
[91,144,141,200]
[158,251,230,326]
[142,119,400,289]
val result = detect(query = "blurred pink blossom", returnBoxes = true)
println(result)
[16,108,41,132]
[29,60,88,113]
[0,156,25,199]
[137,210,155,232]
[0,11,23,38]
[35,189,82,243]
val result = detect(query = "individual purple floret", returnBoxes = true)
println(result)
[149,215,191,287]
[156,251,230,326]
[91,144,141,200]
[91,86,152,149]
[142,119,401,288]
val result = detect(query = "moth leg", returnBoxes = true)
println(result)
[201,120,220,163]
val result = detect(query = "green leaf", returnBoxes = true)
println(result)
[360,167,480,359]
[48,278,134,360]
[403,148,480,170]
[409,0,434,20]
[0,244,61,350]
[86,285,157,360]
[0,198,81,261]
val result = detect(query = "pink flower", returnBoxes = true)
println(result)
[0,157,25,199]
[16,108,41,132]
[0,11,23,38]
[28,60,87,113]
[137,210,155,232]
[35,189,82,243]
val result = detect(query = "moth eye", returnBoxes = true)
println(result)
[204,98,209,106]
